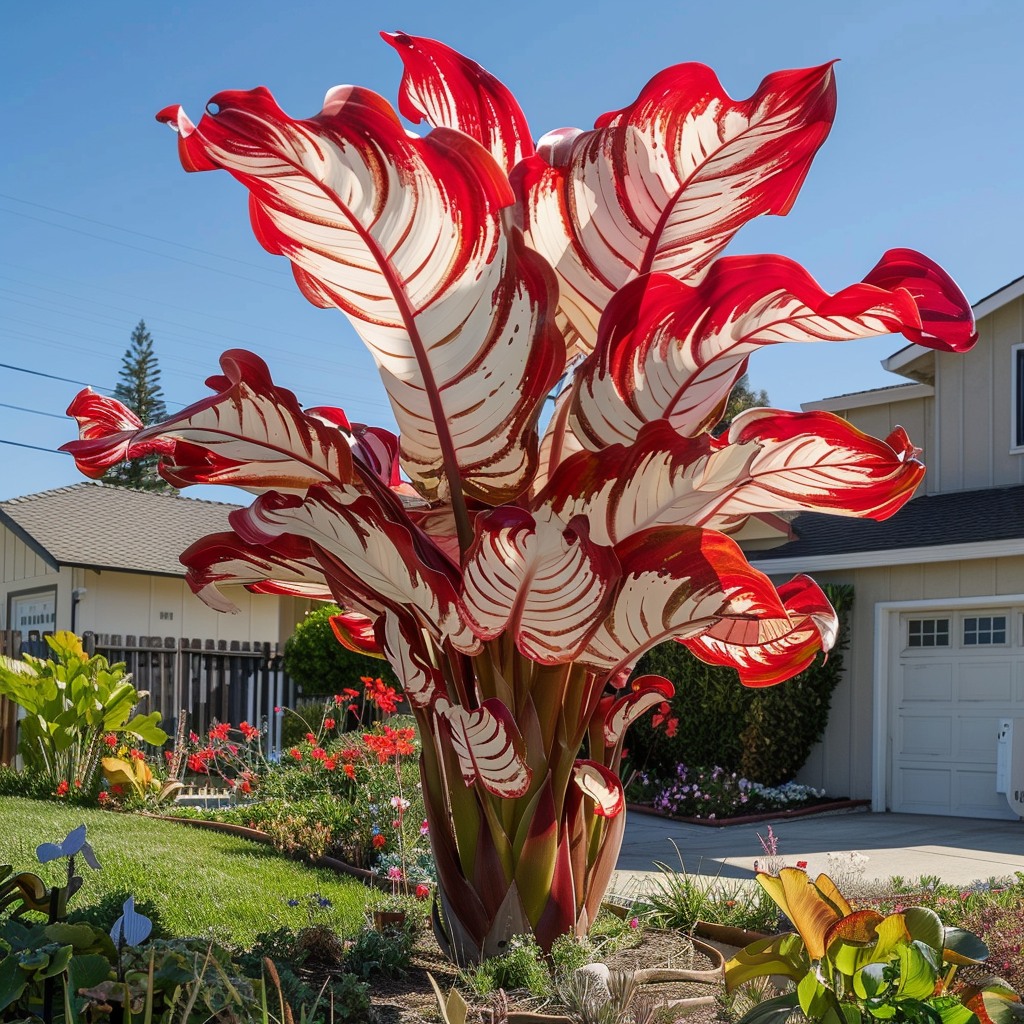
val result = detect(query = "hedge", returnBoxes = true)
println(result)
[626,584,853,787]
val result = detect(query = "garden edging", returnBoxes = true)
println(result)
[626,797,870,827]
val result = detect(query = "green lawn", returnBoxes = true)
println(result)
[0,798,368,945]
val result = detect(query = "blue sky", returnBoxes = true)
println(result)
[2,0,1022,502]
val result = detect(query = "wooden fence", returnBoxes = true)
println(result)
[0,631,295,765]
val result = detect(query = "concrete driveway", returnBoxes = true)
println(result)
[611,808,1024,894]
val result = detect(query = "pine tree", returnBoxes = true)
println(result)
[713,374,771,436]
[106,319,169,490]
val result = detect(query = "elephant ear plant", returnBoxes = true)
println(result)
[63,32,976,963]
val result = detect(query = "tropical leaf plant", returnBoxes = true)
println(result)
[725,867,1024,1024]
[0,632,167,794]
[63,31,977,963]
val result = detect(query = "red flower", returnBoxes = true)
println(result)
[372,834,387,849]
[97,791,110,804]
[103,733,118,748]
[796,860,808,869]
[323,717,336,730]
[311,747,327,761]
[209,722,231,741]
[324,757,336,771]
[240,779,252,794]
[333,693,345,706]
[289,747,302,760]
[239,721,260,741]
[164,750,173,762]
[664,717,679,738]
[415,883,430,900]
[343,764,355,780]
[129,748,145,761]
[362,676,403,714]
[305,732,316,743]
[55,780,69,797]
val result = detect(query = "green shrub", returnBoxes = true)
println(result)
[0,765,52,800]
[628,584,853,786]
[463,934,551,997]
[66,889,168,940]
[283,605,397,698]
[345,922,414,978]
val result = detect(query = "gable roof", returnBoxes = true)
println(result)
[750,485,1024,569]
[0,483,240,577]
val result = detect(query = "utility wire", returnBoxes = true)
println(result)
[0,192,280,272]
[0,362,115,393]
[0,402,68,419]
[0,438,66,454]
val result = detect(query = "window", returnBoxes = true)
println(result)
[1014,346,1024,449]
[907,618,949,647]
[963,615,1007,646]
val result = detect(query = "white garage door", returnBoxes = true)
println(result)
[891,608,1024,819]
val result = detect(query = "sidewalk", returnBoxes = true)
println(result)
[611,807,1024,894]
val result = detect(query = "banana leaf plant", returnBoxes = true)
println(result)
[62,32,976,963]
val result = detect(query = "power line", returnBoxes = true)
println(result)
[0,192,281,273]
[0,362,114,393]
[0,438,67,454]
[1,208,297,294]
[0,402,68,420]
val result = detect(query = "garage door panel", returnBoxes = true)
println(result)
[957,661,1013,702]
[902,663,952,702]
[957,716,1002,760]
[896,767,952,815]
[899,716,952,756]
[953,770,1016,819]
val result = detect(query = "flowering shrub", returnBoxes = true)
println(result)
[641,764,824,819]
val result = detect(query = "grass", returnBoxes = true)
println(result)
[0,797,369,945]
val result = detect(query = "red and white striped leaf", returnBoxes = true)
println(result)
[571,253,977,448]
[459,506,619,664]
[382,31,533,175]
[158,88,563,504]
[231,486,479,653]
[572,760,624,818]
[441,698,531,798]
[514,63,836,356]
[541,414,924,545]
[378,610,447,708]
[583,526,789,673]
[603,675,675,746]
[680,575,838,687]
[62,350,357,493]
[180,531,334,613]
[330,611,385,658]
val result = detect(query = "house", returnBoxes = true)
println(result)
[0,482,318,751]
[750,273,1024,820]
[0,481,311,645]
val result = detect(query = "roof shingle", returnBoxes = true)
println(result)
[0,482,240,577]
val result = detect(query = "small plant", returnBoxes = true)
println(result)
[463,934,551,998]
[345,922,414,978]
[550,933,597,976]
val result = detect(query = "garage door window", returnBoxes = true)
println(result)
[907,618,949,648]
[963,615,1007,646]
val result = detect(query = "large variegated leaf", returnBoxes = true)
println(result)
[572,760,624,818]
[378,609,447,708]
[382,31,534,175]
[180,530,334,613]
[541,414,924,546]
[571,252,977,448]
[459,506,619,664]
[329,611,385,658]
[62,350,357,493]
[232,486,479,652]
[756,868,848,960]
[514,63,836,356]
[158,87,563,504]
[583,526,790,673]
[681,575,838,687]
[441,698,531,798]
[602,674,674,745]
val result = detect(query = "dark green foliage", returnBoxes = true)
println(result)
[0,765,52,800]
[106,318,169,491]
[344,923,414,978]
[628,584,853,786]
[283,605,398,701]
[66,890,167,940]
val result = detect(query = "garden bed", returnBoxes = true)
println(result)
[626,796,870,827]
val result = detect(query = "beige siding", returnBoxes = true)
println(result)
[934,294,1024,491]
[0,526,55,586]
[73,568,288,644]
[794,555,1024,801]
